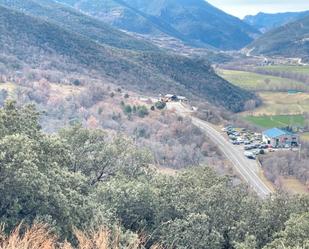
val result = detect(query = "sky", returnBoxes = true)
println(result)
[206,0,309,18]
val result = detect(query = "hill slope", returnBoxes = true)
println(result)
[246,15,309,62]
[56,0,260,50]
[0,0,157,51]
[244,11,309,33]
[0,5,258,112]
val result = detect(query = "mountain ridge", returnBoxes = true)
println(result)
[246,15,309,62]
[55,0,260,50]
[244,10,309,33]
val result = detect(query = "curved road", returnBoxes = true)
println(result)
[168,102,273,198]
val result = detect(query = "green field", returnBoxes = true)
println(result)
[245,114,305,128]
[257,65,309,76]
[218,69,308,91]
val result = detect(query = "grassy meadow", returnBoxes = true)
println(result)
[249,92,309,116]
[244,92,309,128]
[245,114,305,128]
[217,69,309,91]
[257,65,309,76]
[218,68,309,128]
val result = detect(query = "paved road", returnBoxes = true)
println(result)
[168,102,273,198]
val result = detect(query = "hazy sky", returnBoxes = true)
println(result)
[207,0,309,18]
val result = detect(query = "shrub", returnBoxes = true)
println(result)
[137,106,149,118]
[123,105,132,115]
[155,101,166,110]
[72,79,81,86]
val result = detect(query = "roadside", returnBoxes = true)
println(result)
[167,101,274,198]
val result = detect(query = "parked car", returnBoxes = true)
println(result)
[244,151,256,159]
[244,145,254,150]
[259,144,268,149]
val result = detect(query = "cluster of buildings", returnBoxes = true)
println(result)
[262,128,299,148]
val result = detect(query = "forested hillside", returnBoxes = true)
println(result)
[55,0,260,50]
[0,4,258,112]
[0,102,308,249]
[244,11,309,33]
[246,15,309,62]
[0,0,157,51]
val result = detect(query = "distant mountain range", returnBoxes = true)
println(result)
[55,0,260,50]
[244,11,309,33]
[0,2,258,112]
[246,15,309,62]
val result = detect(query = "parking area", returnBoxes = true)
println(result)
[222,126,276,160]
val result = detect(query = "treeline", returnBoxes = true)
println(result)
[0,102,308,249]
[254,68,309,85]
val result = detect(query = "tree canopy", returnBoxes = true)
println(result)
[0,102,308,248]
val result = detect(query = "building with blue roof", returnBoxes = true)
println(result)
[262,128,299,148]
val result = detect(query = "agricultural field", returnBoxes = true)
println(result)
[218,68,309,128]
[241,91,309,129]
[217,69,309,91]
[256,65,309,76]
[249,92,309,116]
[245,114,305,128]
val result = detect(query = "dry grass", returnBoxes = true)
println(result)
[256,159,276,192]
[50,84,83,98]
[0,82,16,97]
[243,92,309,116]
[0,224,162,249]
[280,177,309,195]
[258,169,276,193]
[156,166,179,176]
[301,132,309,142]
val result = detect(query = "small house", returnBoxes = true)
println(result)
[177,96,188,102]
[164,94,178,101]
[163,94,187,102]
[262,128,299,148]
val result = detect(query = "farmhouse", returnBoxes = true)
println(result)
[262,128,299,148]
[163,94,188,102]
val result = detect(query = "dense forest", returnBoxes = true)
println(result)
[0,102,308,249]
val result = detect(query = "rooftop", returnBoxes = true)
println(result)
[263,128,293,138]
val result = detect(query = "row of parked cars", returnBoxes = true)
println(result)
[223,126,271,160]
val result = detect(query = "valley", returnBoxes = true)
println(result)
[0,0,308,248]
[217,56,309,194]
